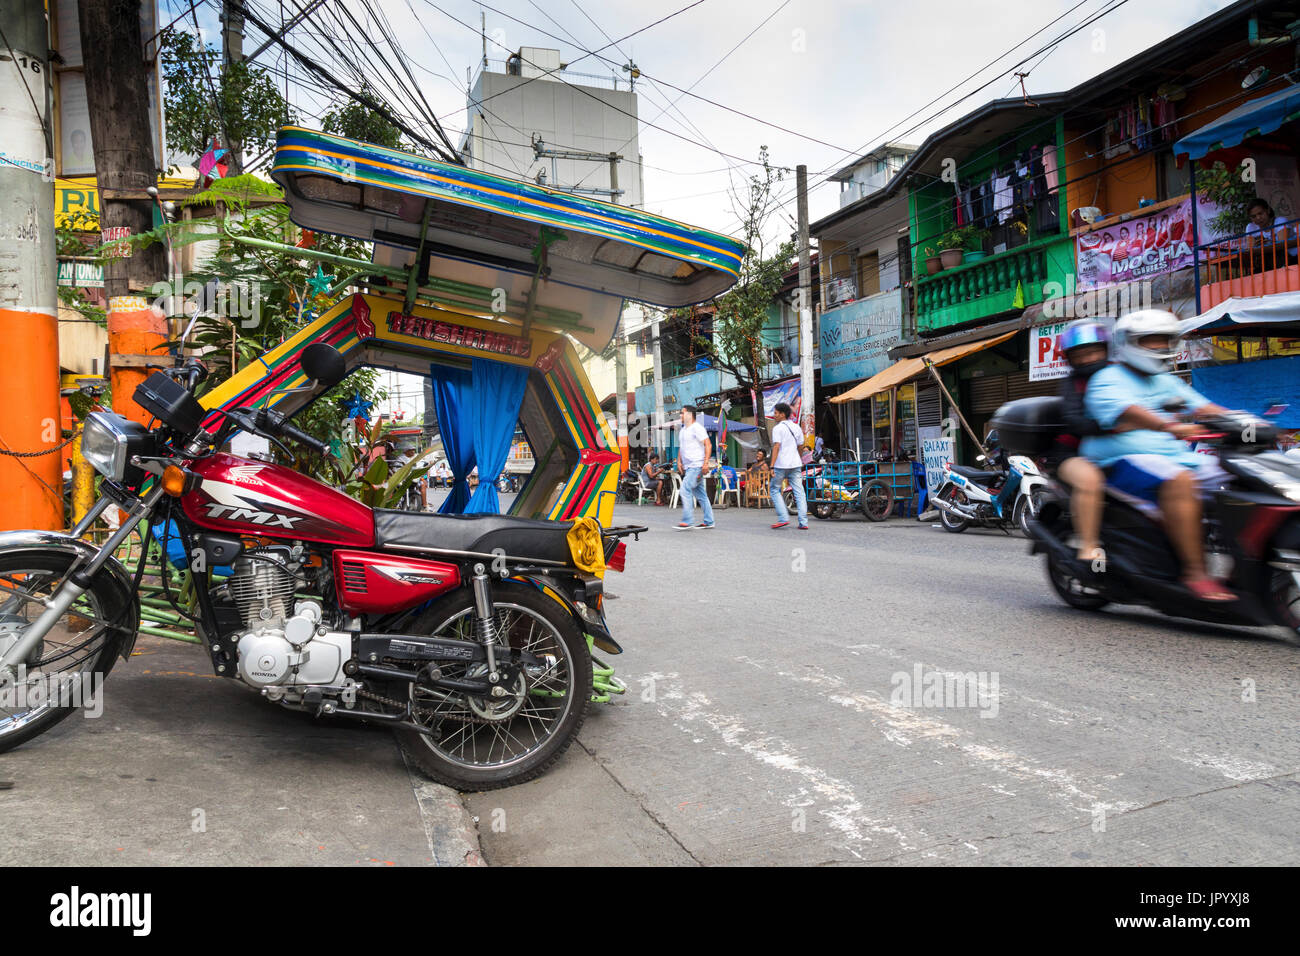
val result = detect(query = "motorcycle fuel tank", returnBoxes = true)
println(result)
[332,550,461,615]
[183,454,376,547]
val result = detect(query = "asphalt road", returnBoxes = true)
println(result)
[466,499,1300,866]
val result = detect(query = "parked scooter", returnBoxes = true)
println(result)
[931,430,1049,535]
[993,395,1300,641]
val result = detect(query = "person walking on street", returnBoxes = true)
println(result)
[769,402,808,529]
[675,405,715,530]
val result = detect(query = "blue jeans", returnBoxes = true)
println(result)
[771,466,807,526]
[680,466,715,526]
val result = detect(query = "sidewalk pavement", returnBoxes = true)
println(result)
[0,635,483,866]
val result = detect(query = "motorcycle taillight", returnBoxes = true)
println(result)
[607,541,627,573]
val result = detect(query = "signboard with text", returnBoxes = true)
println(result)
[819,289,905,386]
[1031,319,1212,382]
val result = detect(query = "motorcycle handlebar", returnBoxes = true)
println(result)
[260,409,332,457]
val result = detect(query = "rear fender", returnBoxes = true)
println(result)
[509,571,622,655]
[0,530,141,661]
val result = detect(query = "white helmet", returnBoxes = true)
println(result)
[1113,309,1181,375]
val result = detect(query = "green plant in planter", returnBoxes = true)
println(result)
[1197,161,1257,236]
[938,224,982,251]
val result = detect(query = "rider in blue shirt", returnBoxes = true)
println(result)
[1082,310,1232,602]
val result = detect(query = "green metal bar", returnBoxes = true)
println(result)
[405,201,434,315]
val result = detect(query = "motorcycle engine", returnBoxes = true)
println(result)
[226,547,344,688]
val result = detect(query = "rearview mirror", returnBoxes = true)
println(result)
[301,343,346,389]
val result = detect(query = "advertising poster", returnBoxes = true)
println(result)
[762,378,801,420]
[1075,197,1198,290]
[1031,319,1212,382]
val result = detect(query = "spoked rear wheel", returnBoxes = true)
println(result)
[0,551,131,752]
[393,583,591,790]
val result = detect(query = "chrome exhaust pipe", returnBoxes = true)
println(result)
[932,494,977,520]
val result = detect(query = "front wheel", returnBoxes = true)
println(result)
[393,582,592,790]
[1046,552,1109,611]
[1014,488,1048,538]
[0,549,135,753]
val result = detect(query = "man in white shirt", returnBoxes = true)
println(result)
[768,402,808,529]
[674,405,715,529]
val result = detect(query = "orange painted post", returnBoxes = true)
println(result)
[0,307,64,531]
[107,296,170,425]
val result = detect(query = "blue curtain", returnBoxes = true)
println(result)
[429,364,476,513]
[465,358,529,514]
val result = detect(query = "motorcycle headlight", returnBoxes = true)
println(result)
[81,412,151,481]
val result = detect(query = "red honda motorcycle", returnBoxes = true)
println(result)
[0,344,636,790]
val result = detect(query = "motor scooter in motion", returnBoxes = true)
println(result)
[931,434,1049,535]
[991,396,1300,639]
[0,345,640,790]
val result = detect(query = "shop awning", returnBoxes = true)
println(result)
[1174,85,1300,161]
[829,329,1018,404]
[1181,291,1300,336]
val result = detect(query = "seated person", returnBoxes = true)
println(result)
[1245,198,1297,260]
[751,450,769,473]
[1082,309,1232,601]
[1048,320,1112,563]
[640,453,666,504]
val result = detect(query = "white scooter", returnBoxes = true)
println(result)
[931,436,1049,536]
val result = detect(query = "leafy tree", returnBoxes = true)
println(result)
[322,88,404,149]
[137,177,388,474]
[690,147,794,446]
[160,27,293,172]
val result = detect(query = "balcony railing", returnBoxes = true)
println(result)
[913,238,1062,332]
[1196,224,1300,311]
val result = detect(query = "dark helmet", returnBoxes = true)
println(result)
[1060,319,1110,355]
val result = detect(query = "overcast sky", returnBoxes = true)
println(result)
[176,0,1238,245]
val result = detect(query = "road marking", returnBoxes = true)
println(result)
[737,656,1141,817]
[642,671,925,859]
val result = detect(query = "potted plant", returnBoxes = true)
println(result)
[923,246,943,275]
[963,227,991,263]
[938,225,980,268]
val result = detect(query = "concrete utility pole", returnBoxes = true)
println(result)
[221,0,245,173]
[651,313,666,457]
[0,0,62,530]
[796,164,815,441]
[79,0,169,427]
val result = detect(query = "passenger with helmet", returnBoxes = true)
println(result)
[1046,320,1111,563]
[1081,309,1233,601]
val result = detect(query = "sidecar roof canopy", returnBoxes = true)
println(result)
[271,127,745,351]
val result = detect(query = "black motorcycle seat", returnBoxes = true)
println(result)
[949,465,1002,483]
[373,510,575,565]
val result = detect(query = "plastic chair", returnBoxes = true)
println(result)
[715,469,742,508]
[669,472,683,508]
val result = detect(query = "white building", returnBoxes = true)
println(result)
[460,48,645,208]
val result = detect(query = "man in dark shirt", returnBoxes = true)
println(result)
[1049,320,1110,562]
[640,453,666,505]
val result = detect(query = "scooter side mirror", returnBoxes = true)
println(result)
[301,343,347,389]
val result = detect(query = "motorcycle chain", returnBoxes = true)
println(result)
[356,684,503,727]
